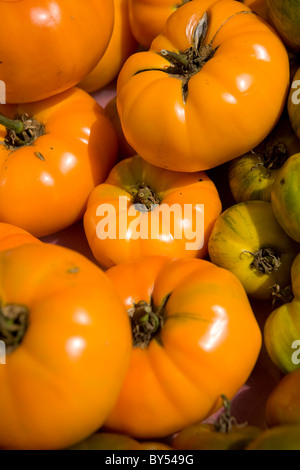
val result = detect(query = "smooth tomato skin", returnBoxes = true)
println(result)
[245,425,300,450]
[0,223,41,250]
[104,256,262,439]
[117,0,290,172]
[265,369,300,427]
[79,0,138,93]
[0,87,118,237]
[264,253,300,374]
[242,0,268,20]
[83,154,222,269]
[0,243,132,450]
[128,0,184,48]
[288,67,300,139]
[271,153,300,242]
[171,422,262,450]
[0,0,114,103]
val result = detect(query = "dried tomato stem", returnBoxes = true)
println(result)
[126,183,161,211]
[1,113,45,149]
[241,247,281,274]
[0,303,29,354]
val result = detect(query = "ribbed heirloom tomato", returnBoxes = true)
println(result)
[117,0,289,172]
[0,87,118,237]
[0,243,132,450]
[104,256,262,439]
[0,0,114,103]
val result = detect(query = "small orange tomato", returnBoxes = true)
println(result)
[104,256,262,439]
[0,0,115,103]
[265,369,300,427]
[0,87,118,237]
[79,0,138,93]
[0,223,41,250]
[0,243,132,450]
[83,154,222,269]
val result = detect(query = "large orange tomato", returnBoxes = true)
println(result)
[0,87,118,237]
[83,154,222,269]
[79,0,138,93]
[104,256,262,439]
[0,223,41,250]
[117,0,289,172]
[0,242,132,450]
[0,0,114,103]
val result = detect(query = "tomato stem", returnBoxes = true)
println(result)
[126,183,161,211]
[241,247,281,274]
[1,113,45,149]
[0,113,24,134]
[270,284,294,309]
[0,303,29,354]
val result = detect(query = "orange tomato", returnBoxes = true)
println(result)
[242,0,268,20]
[104,256,262,439]
[79,0,138,93]
[0,242,132,450]
[0,223,41,250]
[83,154,222,269]
[117,0,289,172]
[128,0,187,48]
[0,87,118,237]
[0,0,114,103]
[105,96,136,160]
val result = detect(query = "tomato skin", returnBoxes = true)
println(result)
[171,422,262,450]
[265,369,300,427]
[264,253,300,374]
[0,243,132,450]
[83,154,222,269]
[105,96,136,160]
[242,0,268,20]
[271,153,300,242]
[128,0,182,48]
[267,0,300,52]
[0,87,118,237]
[288,67,300,139]
[0,223,41,250]
[104,256,262,439]
[208,201,299,300]
[0,0,114,103]
[79,0,138,93]
[117,0,289,172]
[245,425,300,450]
[228,115,300,203]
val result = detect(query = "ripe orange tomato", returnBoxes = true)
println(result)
[0,87,118,237]
[0,223,41,250]
[83,154,222,269]
[0,242,132,450]
[0,0,114,103]
[104,256,262,439]
[79,0,138,93]
[117,0,289,172]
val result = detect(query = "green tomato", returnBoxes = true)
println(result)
[246,425,300,450]
[271,153,300,242]
[264,253,300,374]
[267,0,300,52]
[208,200,299,300]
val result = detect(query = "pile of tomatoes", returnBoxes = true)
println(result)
[0,0,300,451]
